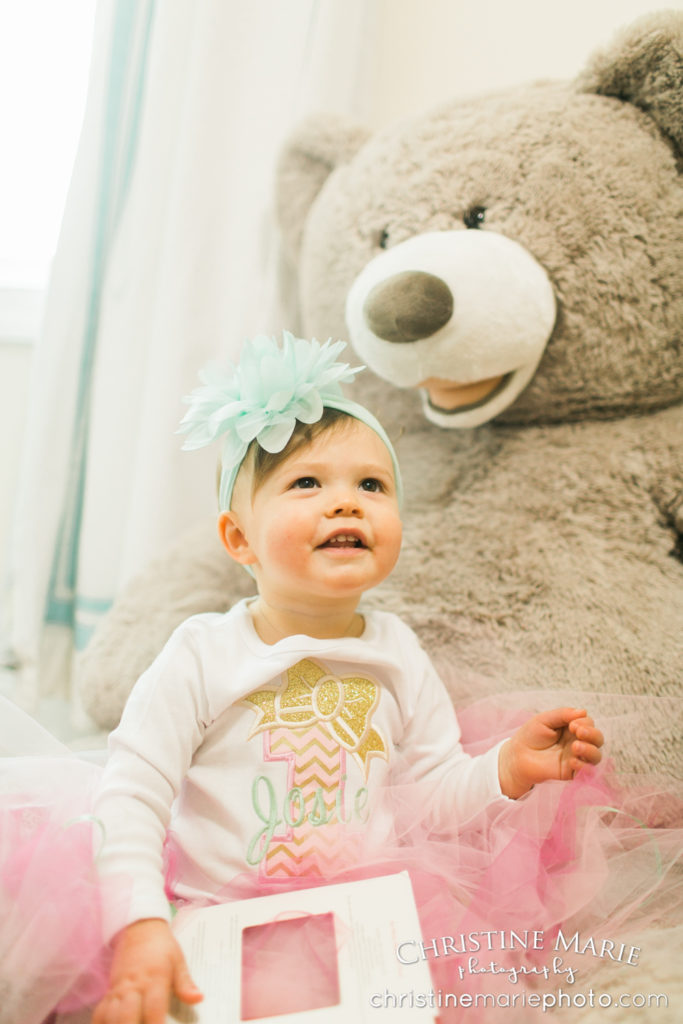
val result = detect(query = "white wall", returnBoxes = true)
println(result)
[362,0,683,124]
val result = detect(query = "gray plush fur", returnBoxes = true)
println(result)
[79,12,683,774]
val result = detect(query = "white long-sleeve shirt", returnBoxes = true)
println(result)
[95,599,507,937]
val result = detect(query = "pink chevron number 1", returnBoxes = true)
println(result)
[262,723,349,878]
[242,658,388,879]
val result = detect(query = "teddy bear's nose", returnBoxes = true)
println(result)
[363,271,454,343]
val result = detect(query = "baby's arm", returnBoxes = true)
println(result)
[93,918,202,1024]
[498,707,604,799]
[93,623,211,1023]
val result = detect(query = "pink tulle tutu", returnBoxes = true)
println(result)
[164,764,681,1021]
[0,758,113,1023]
[1,697,681,1024]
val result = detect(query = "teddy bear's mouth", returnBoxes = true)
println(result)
[422,374,511,413]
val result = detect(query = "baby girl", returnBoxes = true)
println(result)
[92,334,603,1024]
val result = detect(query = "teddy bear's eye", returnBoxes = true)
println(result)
[464,206,487,229]
[378,228,390,249]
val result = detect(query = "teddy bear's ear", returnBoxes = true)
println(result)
[275,112,370,264]
[576,11,683,153]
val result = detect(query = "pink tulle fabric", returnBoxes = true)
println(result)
[1,698,681,1024]
[0,758,113,1024]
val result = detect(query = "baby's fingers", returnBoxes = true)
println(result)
[93,987,143,1024]
[172,956,203,1006]
[93,970,175,1024]
[570,739,603,774]
[570,718,604,749]
[142,980,174,1024]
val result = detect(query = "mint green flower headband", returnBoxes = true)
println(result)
[179,331,403,511]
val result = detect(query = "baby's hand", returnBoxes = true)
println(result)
[498,707,604,799]
[93,917,203,1024]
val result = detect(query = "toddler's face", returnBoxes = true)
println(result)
[225,420,402,608]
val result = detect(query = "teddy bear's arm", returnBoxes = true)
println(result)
[652,469,683,563]
[630,405,683,564]
[77,520,255,731]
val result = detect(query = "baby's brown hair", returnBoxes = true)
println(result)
[219,408,354,507]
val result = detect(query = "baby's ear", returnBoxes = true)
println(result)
[218,513,257,565]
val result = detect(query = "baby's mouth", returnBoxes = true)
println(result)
[318,533,367,549]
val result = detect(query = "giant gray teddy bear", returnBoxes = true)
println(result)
[79,12,683,783]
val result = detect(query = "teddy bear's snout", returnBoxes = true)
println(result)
[345,229,558,428]
[363,271,454,344]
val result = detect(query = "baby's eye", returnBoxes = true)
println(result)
[359,478,384,493]
[291,476,319,489]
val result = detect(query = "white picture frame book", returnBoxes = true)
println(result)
[168,870,435,1023]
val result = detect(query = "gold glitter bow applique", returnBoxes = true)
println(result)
[243,658,387,779]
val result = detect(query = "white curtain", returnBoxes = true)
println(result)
[2,0,381,710]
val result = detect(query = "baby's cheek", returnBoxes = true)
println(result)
[382,518,403,571]
[268,518,301,549]
[389,514,403,548]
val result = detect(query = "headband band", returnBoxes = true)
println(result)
[179,332,403,511]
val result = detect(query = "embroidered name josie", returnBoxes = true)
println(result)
[247,773,369,865]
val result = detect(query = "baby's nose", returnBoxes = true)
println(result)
[328,495,362,517]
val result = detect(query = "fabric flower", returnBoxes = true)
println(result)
[178,332,363,476]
